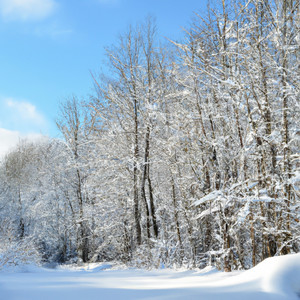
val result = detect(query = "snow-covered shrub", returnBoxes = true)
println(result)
[0,219,41,270]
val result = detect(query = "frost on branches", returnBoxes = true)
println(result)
[0,1,299,271]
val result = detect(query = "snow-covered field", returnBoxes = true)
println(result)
[0,254,299,300]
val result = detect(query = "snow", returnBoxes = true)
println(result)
[290,171,300,184]
[193,190,223,206]
[0,254,300,300]
[195,206,220,220]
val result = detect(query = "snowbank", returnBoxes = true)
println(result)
[0,254,299,299]
[256,254,300,298]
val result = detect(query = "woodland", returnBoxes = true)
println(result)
[0,0,299,272]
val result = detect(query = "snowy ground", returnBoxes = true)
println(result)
[0,254,299,300]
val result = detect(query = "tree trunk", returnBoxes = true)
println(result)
[133,96,142,245]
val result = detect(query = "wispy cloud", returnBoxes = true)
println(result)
[0,0,57,22]
[0,97,49,157]
[5,98,46,126]
[0,97,49,135]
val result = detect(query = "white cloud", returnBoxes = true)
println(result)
[0,128,20,157]
[0,97,51,158]
[0,0,57,21]
[0,97,50,137]
[5,98,46,126]
[0,128,45,158]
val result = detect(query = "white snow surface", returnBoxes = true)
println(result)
[0,253,299,300]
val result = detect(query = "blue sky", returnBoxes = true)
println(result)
[0,0,207,156]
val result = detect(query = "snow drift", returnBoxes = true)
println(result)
[0,253,299,300]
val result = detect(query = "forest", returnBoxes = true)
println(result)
[0,0,299,272]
